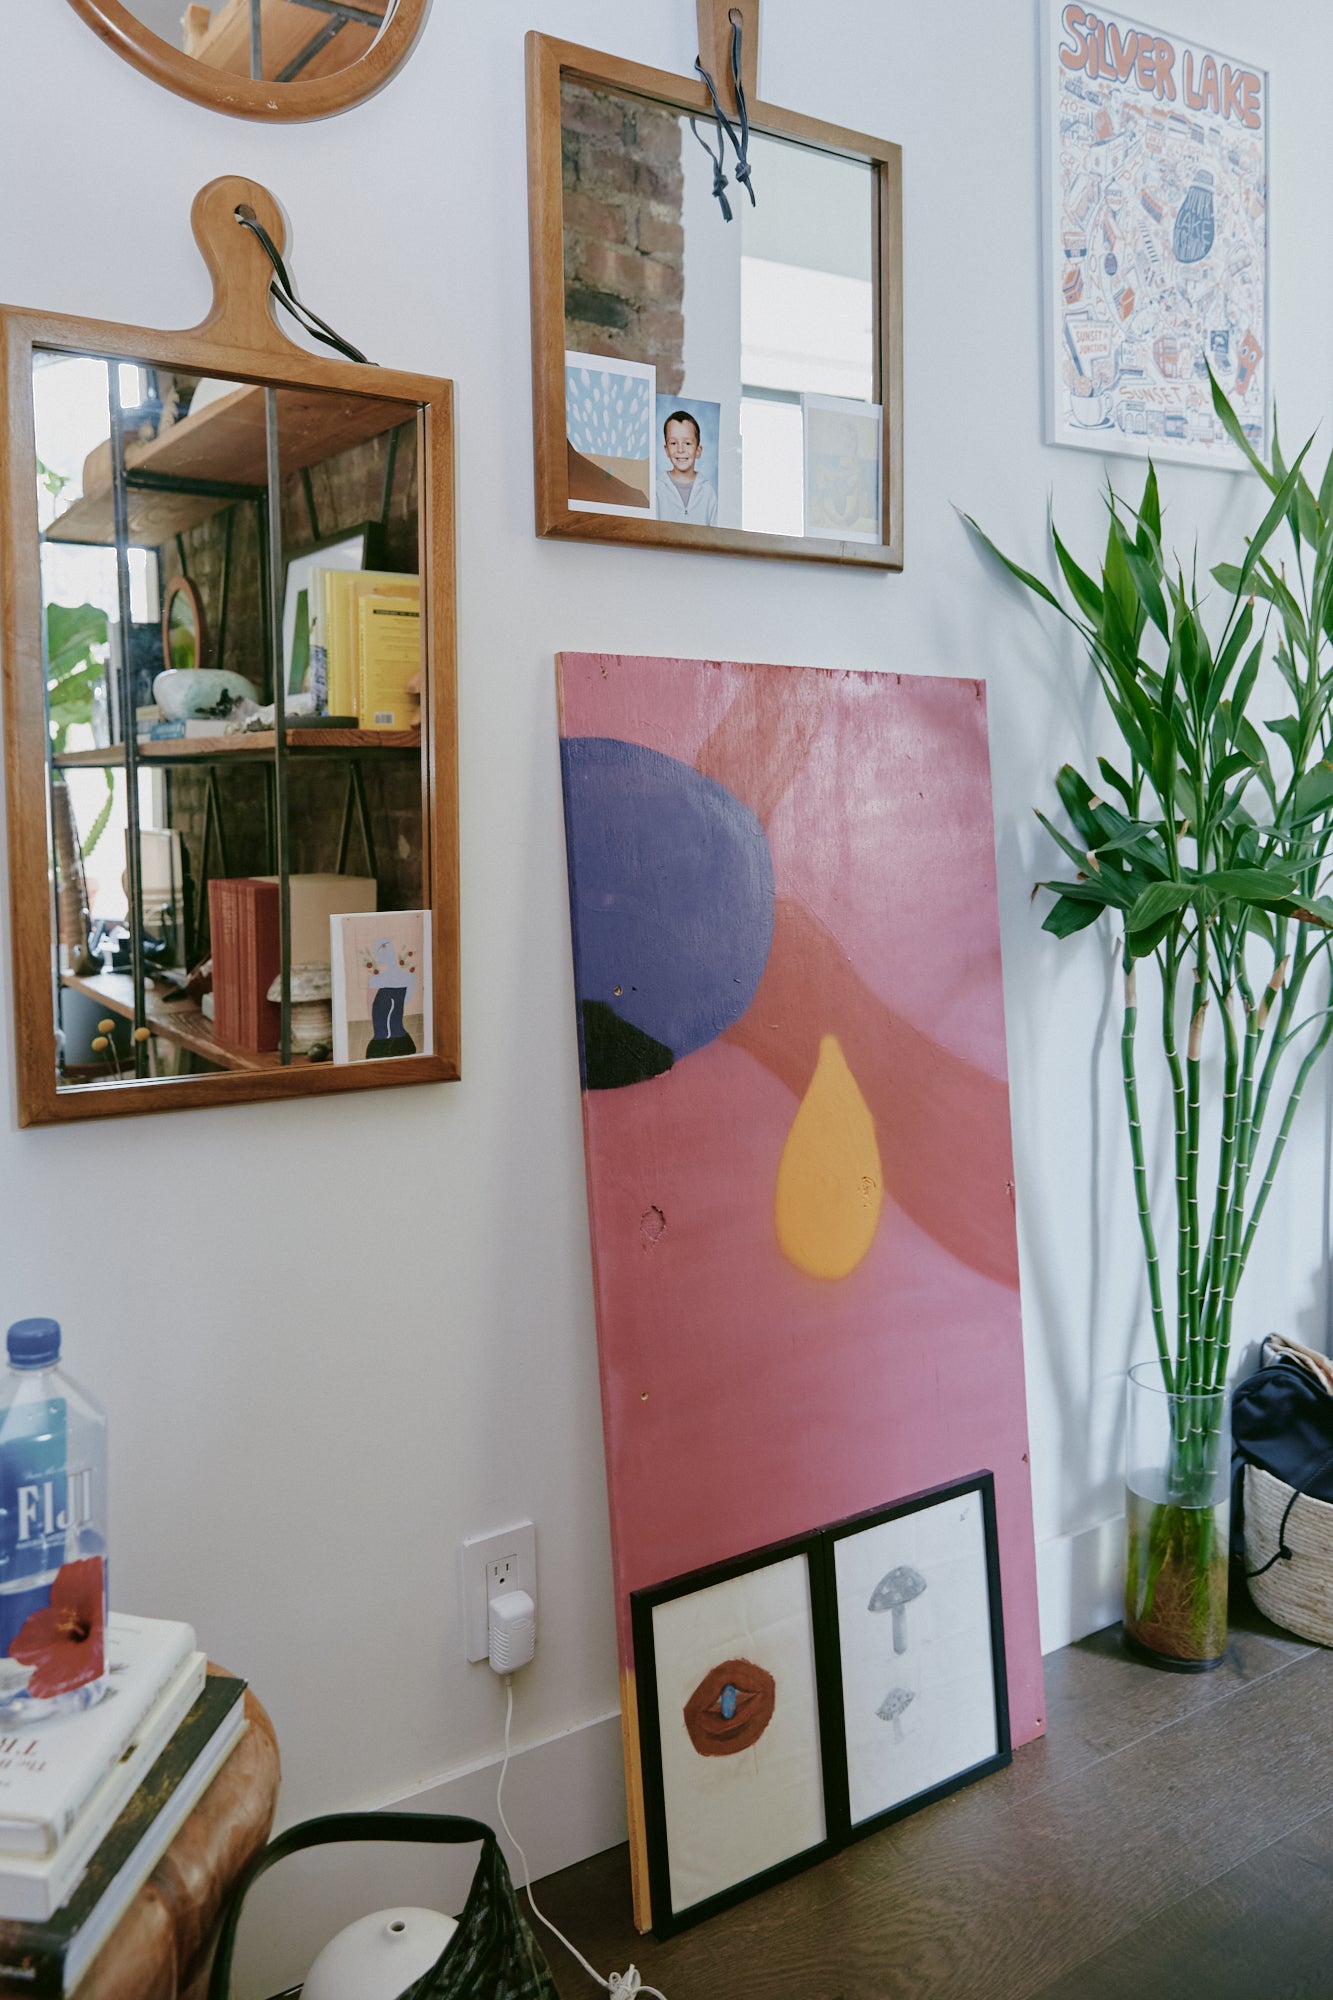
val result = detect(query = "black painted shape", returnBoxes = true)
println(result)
[582,1000,674,1090]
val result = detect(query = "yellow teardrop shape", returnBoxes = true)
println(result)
[775,1034,884,1279]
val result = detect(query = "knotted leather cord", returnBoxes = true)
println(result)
[692,12,756,221]
[688,112,733,221]
[1244,1440,1333,1579]
[233,206,372,364]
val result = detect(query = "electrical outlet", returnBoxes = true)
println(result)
[460,1523,536,1662]
[487,1554,518,1595]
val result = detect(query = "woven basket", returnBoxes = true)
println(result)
[1245,1463,1333,1646]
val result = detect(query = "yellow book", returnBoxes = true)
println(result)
[326,572,419,721]
[358,596,422,731]
[320,570,352,717]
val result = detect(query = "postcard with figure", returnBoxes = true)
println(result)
[330,910,432,1064]
[802,395,882,543]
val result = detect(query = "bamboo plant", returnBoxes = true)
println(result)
[969,378,1333,1657]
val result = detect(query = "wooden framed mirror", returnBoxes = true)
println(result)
[162,574,208,675]
[527,1,903,567]
[64,0,430,121]
[1,176,459,1126]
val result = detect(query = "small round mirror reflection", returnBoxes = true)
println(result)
[125,0,396,82]
[162,576,206,675]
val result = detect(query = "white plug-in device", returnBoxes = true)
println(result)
[488,1588,536,1674]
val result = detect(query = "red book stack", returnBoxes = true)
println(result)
[207,878,281,1052]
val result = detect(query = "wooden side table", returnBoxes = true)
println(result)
[70,1668,280,2000]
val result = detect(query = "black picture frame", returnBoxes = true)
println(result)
[279,523,373,699]
[631,1473,1010,1937]
[820,1472,1011,1844]
[630,1531,838,1939]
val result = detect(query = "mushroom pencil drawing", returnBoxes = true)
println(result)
[876,1686,915,1742]
[869,1564,926,1654]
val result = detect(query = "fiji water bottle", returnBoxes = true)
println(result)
[0,1321,108,1718]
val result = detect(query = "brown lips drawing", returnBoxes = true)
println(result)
[683,1658,776,1756]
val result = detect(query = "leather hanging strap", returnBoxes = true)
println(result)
[688,112,733,222]
[693,11,757,221]
[233,206,372,364]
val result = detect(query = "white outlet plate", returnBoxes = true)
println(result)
[460,1522,536,1662]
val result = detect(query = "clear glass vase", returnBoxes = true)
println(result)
[1124,1361,1230,1670]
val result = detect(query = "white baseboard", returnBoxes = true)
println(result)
[1036,1515,1126,1654]
[382,1706,629,1882]
[232,1711,628,2000]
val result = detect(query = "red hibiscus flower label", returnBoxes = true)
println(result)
[8,1557,105,1697]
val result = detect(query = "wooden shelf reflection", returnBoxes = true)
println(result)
[61,970,309,1075]
[54,727,420,768]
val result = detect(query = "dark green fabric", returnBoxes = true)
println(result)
[207,1810,560,2000]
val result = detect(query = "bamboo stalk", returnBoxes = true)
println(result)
[1122,955,1173,1388]
[1161,948,1192,1377]
[1199,983,1240,1386]
[1185,968,1207,1374]
[1216,988,1262,1382]
[1239,1010,1333,1275]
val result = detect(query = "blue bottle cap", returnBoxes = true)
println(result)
[7,1319,61,1368]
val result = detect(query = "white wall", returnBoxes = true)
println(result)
[3,2,1332,1986]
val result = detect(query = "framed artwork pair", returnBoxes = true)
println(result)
[631,1472,1010,1936]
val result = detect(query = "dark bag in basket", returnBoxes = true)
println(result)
[1231,1353,1333,1562]
[207,1811,561,2000]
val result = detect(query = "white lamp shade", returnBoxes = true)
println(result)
[302,1906,459,2000]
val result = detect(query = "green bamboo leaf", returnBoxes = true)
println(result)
[1127,881,1193,934]
[1148,710,1177,812]
[1042,894,1108,938]
[1136,461,1162,550]
[1266,713,1305,764]
[1283,894,1333,929]
[1208,365,1277,488]
[1239,446,1314,596]
[1272,413,1321,547]
[1103,518,1144,649]
[1050,522,1104,624]
[1231,634,1264,721]
[1118,532,1170,639]
[1096,756,1138,813]
[1210,749,1257,790]
[959,513,1077,623]
[1053,764,1112,845]
[1254,556,1308,649]
[1228,712,1276,805]
[1126,911,1183,959]
[1199,867,1298,903]
[1035,808,1097,875]
[1290,760,1333,825]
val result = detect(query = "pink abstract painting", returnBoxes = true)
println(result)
[557,654,1042,1925]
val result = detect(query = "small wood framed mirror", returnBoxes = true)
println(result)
[1,176,459,1126]
[527,0,903,567]
[64,0,430,122]
[162,575,208,675]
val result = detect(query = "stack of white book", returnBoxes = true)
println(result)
[0,1614,247,1998]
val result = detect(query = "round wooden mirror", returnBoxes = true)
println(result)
[162,575,207,675]
[65,0,430,121]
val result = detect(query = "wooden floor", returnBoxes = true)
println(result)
[534,1593,1333,1999]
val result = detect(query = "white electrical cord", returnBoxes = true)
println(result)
[496,1676,669,2000]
